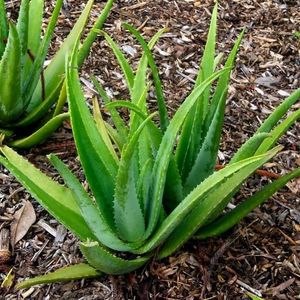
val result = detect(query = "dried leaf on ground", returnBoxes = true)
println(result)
[10,201,36,248]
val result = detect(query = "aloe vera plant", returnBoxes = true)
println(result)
[0,4,299,288]
[0,0,114,148]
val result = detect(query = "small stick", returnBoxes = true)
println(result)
[0,228,11,264]
[215,164,280,179]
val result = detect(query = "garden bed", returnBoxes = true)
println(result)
[1,0,299,299]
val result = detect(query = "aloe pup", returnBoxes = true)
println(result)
[0,4,299,288]
[0,0,114,148]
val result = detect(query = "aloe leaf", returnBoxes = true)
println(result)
[23,0,44,79]
[196,167,300,239]
[106,100,149,119]
[16,263,100,290]
[0,0,8,57]
[230,133,270,164]
[16,0,29,58]
[100,30,135,92]
[49,154,140,252]
[0,146,94,240]
[134,147,280,255]
[67,45,118,228]
[234,88,300,159]
[23,0,63,108]
[163,158,183,211]
[0,128,13,138]
[114,113,157,242]
[175,5,218,178]
[184,90,226,194]
[27,0,43,56]
[131,28,166,106]
[28,0,92,111]
[157,147,281,258]
[255,108,300,155]
[52,79,67,117]
[213,52,224,71]
[144,69,226,239]
[194,3,217,116]
[257,88,300,133]
[0,23,23,124]
[124,24,169,132]
[80,241,149,275]
[209,30,244,119]
[105,122,124,151]
[77,0,115,65]
[130,28,166,129]
[91,76,128,145]
[137,158,153,214]
[106,100,161,137]
[14,78,64,128]
[8,113,69,148]
[93,98,119,162]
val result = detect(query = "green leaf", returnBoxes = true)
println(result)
[157,147,281,258]
[16,0,29,58]
[163,158,183,211]
[78,0,115,65]
[28,0,92,111]
[14,78,64,128]
[134,147,280,255]
[235,88,300,159]
[16,263,100,290]
[207,30,244,124]
[0,0,8,57]
[257,88,300,133]
[49,154,139,252]
[23,0,63,109]
[114,113,157,242]
[246,292,265,300]
[175,5,219,179]
[144,69,227,239]
[0,23,23,124]
[255,108,300,155]
[8,113,69,148]
[0,146,94,240]
[91,76,128,145]
[100,30,135,92]
[130,28,166,124]
[194,3,218,117]
[23,0,44,80]
[230,133,270,164]
[67,43,118,229]
[184,90,226,194]
[27,0,43,56]
[93,98,119,162]
[80,241,149,275]
[196,167,300,239]
[124,23,169,132]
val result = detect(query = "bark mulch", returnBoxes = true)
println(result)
[1,0,300,299]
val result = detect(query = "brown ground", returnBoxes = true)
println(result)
[1,0,300,299]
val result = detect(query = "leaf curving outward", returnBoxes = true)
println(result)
[16,263,100,290]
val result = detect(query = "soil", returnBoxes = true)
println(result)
[1,0,300,299]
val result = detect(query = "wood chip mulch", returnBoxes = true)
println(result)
[1,0,299,299]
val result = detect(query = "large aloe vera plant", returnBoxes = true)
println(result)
[0,0,114,148]
[1,5,299,288]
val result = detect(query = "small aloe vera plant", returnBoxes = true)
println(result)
[0,0,114,148]
[1,5,299,288]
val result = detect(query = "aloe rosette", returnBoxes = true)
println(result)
[0,4,299,288]
[0,0,114,148]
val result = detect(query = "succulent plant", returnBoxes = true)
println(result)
[0,4,299,289]
[0,0,114,148]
